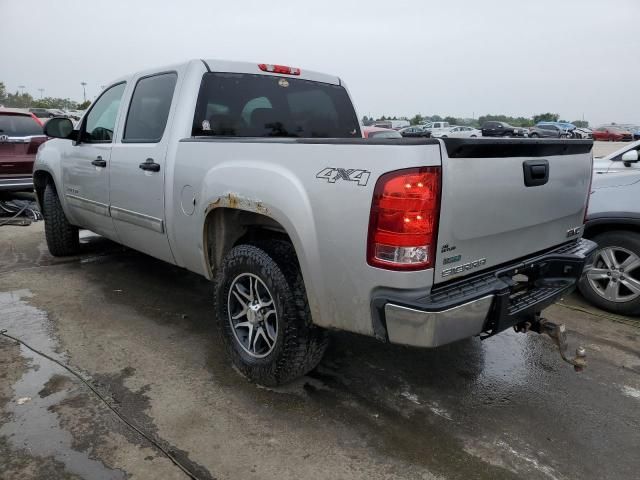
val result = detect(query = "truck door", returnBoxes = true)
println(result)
[62,82,126,239]
[108,72,178,263]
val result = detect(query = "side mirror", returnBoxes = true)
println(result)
[44,117,75,139]
[621,150,639,165]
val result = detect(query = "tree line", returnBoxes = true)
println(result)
[0,82,91,110]
[362,113,589,128]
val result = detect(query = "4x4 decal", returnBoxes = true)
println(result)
[316,167,371,186]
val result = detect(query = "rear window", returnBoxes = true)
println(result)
[192,73,360,138]
[124,72,177,143]
[0,114,43,136]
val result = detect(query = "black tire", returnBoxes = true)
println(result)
[530,133,539,138]
[578,231,640,315]
[43,183,80,256]
[214,241,329,386]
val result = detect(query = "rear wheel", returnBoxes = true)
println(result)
[214,242,329,386]
[578,231,640,315]
[43,183,80,256]
[530,133,539,138]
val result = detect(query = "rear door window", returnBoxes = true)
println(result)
[0,114,43,136]
[192,73,360,138]
[123,72,177,143]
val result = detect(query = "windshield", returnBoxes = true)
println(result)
[192,73,360,138]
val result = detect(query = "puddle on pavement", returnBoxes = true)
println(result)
[0,289,126,480]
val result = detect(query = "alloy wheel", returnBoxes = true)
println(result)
[227,273,278,358]
[586,246,640,303]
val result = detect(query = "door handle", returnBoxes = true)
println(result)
[91,156,107,167]
[139,158,160,172]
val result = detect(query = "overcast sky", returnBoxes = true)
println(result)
[1,0,637,125]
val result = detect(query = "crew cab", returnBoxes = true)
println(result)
[35,59,596,385]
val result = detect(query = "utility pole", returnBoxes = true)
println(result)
[38,88,44,99]
[81,82,87,103]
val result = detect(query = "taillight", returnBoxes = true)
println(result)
[367,167,441,270]
[258,63,301,75]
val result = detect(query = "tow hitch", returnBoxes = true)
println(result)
[514,315,587,371]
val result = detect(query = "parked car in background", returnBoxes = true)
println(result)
[65,110,85,121]
[421,121,450,137]
[529,124,572,138]
[573,127,593,139]
[619,125,640,140]
[0,108,47,191]
[398,125,431,138]
[29,108,55,119]
[580,170,640,315]
[481,121,527,137]
[361,126,402,139]
[435,126,481,138]
[593,140,640,172]
[592,126,633,142]
[372,119,410,130]
[47,109,67,117]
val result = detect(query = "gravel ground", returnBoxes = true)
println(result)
[1,223,639,480]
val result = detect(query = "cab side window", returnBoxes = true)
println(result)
[124,73,177,143]
[83,83,126,143]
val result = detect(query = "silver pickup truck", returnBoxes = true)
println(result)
[35,59,597,385]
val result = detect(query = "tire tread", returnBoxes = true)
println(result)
[43,183,80,256]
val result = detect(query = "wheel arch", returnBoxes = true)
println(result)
[202,203,325,326]
[584,218,640,240]
[203,206,294,274]
[33,169,57,212]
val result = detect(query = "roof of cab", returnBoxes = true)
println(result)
[104,58,342,90]
[202,59,341,85]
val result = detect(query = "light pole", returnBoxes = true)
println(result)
[81,82,87,103]
[38,88,44,99]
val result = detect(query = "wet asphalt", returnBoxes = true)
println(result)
[0,223,639,480]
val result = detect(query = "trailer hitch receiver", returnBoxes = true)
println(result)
[514,316,587,371]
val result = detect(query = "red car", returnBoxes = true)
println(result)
[592,126,633,142]
[0,108,47,191]
[361,126,402,139]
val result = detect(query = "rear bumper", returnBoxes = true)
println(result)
[379,238,597,348]
[0,177,33,192]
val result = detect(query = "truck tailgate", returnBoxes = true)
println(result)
[434,139,593,283]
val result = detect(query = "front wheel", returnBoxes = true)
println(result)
[530,133,539,138]
[43,183,80,256]
[578,231,640,315]
[214,242,329,386]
